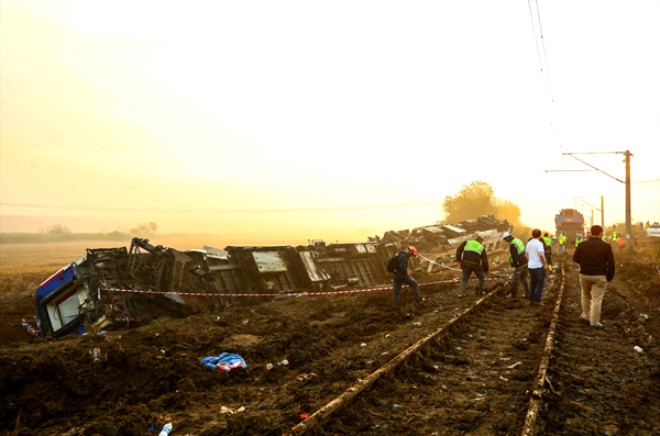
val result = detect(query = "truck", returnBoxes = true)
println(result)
[648,222,660,238]
[555,208,585,241]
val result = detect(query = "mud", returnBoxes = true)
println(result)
[1,238,659,435]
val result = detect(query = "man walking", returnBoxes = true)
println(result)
[391,246,422,306]
[502,232,530,299]
[526,229,547,304]
[573,225,615,328]
[558,232,567,254]
[455,235,489,297]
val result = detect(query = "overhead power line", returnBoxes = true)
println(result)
[527,0,554,102]
[0,201,441,214]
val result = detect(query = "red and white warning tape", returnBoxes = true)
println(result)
[100,276,504,298]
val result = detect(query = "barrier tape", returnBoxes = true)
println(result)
[100,276,505,299]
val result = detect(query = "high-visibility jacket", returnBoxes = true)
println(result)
[558,234,567,245]
[543,236,552,247]
[575,236,583,246]
[463,239,485,256]
[508,237,527,268]
[456,239,489,272]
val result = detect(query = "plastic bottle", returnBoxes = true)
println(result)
[158,422,173,436]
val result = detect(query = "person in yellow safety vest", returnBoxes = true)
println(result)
[455,235,489,297]
[611,230,617,241]
[542,233,552,248]
[542,232,553,270]
[602,233,610,243]
[558,232,567,254]
[502,232,530,299]
[575,234,584,247]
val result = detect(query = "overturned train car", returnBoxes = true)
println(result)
[35,215,511,338]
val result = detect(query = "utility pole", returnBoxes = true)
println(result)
[550,151,633,238]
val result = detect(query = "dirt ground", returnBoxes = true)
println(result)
[1,236,658,435]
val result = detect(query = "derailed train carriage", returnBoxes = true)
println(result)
[34,215,511,338]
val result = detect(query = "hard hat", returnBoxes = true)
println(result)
[577,233,582,237]
[475,235,484,242]
[408,246,418,257]
[502,232,512,240]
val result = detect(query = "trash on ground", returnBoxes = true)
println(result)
[220,405,247,414]
[158,422,172,436]
[200,352,247,371]
[90,347,101,363]
[21,320,40,337]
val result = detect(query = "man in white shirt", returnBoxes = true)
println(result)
[526,229,547,304]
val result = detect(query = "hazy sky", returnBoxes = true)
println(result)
[1,0,659,246]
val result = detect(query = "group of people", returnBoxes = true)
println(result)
[501,230,548,303]
[452,230,551,304]
[389,225,615,329]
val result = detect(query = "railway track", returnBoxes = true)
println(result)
[284,259,659,435]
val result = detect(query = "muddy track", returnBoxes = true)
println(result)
[293,279,560,435]
[289,261,660,435]
[2,252,659,435]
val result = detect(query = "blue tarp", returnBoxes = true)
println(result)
[200,352,247,371]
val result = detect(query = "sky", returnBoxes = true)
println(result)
[1,0,659,246]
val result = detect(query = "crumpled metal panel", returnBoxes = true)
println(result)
[299,251,331,283]
[441,225,467,237]
[252,251,288,273]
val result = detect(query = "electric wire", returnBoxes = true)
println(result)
[0,201,441,214]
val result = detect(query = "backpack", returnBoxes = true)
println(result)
[386,253,399,272]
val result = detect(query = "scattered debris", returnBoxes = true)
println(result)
[90,347,101,363]
[220,405,247,415]
[158,422,172,436]
[200,352,247,371]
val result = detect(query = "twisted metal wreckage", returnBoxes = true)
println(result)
[34,215,511,338]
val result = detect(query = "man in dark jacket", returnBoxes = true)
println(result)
[503,232,530,299]
[573,225,615,328]
[455,235,489,297]
[391,245,422,306]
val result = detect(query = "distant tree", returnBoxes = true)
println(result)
[130,222,158,235]
[495,199,522,229]
[441,181,497,223]
[47,224,71,234]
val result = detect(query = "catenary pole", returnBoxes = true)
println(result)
[551,150,633,239]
